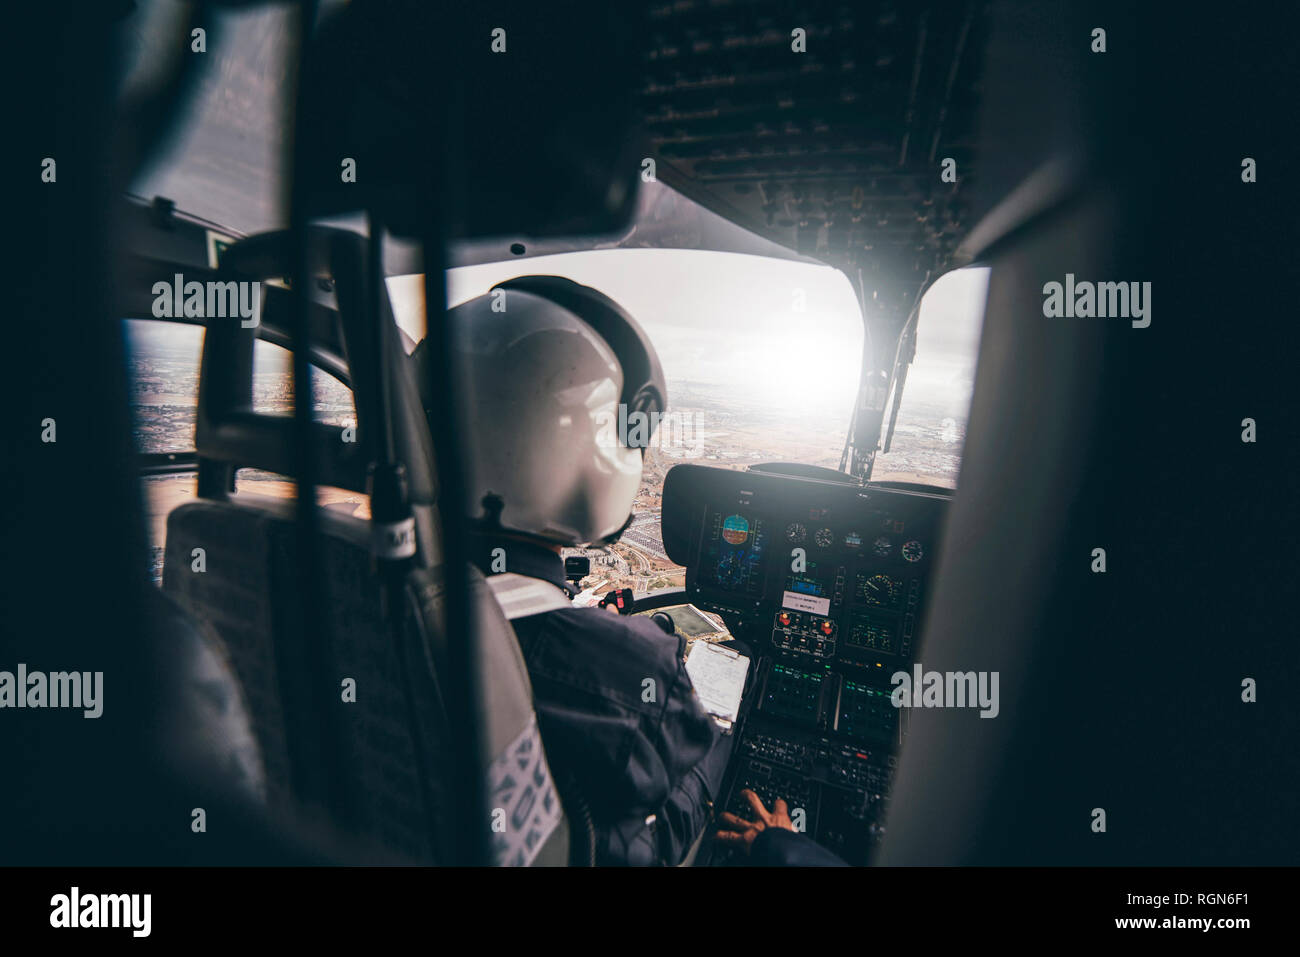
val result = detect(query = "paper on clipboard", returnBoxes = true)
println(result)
[685,641,749,731]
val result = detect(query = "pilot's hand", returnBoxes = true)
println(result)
[714,789,794,854]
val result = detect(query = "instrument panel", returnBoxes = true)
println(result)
[659,463,949,865]
[681,479,937,671]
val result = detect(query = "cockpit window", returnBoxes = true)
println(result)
[127,318,203,454]
[870,267,990,491]
[125,318,363,584]
[443,249,863,597]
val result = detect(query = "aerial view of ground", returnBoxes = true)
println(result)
[127,324,966,593]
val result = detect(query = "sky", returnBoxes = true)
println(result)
[393,249,866,421]
[903,266,991,413]
[386,252,989,450]
[460,250,858,412]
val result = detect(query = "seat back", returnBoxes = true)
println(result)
[160,227,569,864]
[163,495,570,863]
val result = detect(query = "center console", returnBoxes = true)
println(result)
[659,463,949,865]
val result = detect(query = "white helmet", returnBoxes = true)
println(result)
[428,276,666,546]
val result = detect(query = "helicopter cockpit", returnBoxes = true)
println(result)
[7,0,1294,894]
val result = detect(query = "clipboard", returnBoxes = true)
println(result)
[684,640,750,732]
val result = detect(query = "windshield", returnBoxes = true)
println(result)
[439,249,863,598]
[870,267,990,491]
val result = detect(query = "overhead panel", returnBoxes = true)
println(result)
[638,1,987,324]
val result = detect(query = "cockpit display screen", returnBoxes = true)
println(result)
[785,561,830,598]
[697,509,768,597]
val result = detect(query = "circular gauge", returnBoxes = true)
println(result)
[902,540,924,563]
[873,535,892,556]
[844,531,863,549]
[785,522,806,544]
[721,514,750,545]
[860,574,900,607]
[814,527,834,548]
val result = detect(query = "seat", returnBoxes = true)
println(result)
[160,227,573,864]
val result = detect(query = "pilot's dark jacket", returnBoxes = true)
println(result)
[475,537,731,866]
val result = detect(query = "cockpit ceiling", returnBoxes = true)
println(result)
[639,1,986,314]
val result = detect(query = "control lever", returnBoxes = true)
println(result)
[650,611,675,635]
[598,587,635,614]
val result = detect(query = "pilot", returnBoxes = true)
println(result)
[413,278,733,865]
